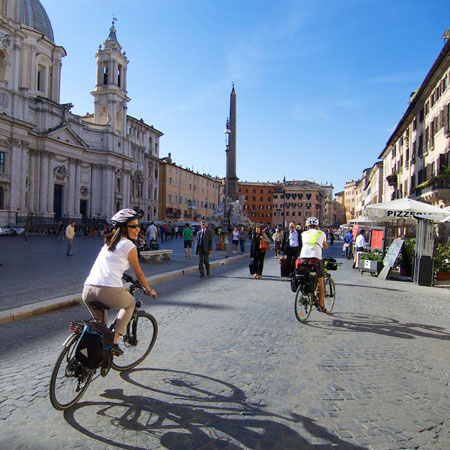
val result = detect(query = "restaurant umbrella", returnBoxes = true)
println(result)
[365,198,448,286]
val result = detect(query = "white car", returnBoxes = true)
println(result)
[0,224,25,236]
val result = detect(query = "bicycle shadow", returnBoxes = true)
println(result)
[307,312,450,341]
[63,368,365,449]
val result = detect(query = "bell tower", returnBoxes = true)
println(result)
[91,21,130,136]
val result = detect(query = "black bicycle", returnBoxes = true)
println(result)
[294,257,340,323]
[49,274,158,410]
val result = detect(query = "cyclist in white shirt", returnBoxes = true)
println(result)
[83,209,156,355]
[300,217,329,313]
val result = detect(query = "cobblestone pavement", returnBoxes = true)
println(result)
[0,234,245,311]
[1,243,449,449]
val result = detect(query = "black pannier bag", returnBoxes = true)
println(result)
[323,257,338,271]
[75,321,114,369]
[295,265,318,293]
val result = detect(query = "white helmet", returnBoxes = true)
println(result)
[111,208,143,225]
[306,216,319,227]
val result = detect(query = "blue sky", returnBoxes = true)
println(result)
[42,0,450,193]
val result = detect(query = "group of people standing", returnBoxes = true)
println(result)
[249,218,329,312]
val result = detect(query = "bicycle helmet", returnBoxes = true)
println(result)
[111,208,143,226]
[306,216,319,227]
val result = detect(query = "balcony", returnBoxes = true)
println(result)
[414,177,450,201]
[386,173,397,186]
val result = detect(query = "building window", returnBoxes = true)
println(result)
[117,64,122,87]
[168,193,172,203]
[0,185,3,209]
[103,63,108,85]
[0,151,4,172]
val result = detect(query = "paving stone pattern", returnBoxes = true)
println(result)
[0,242,449,449]
[0,234,242,311]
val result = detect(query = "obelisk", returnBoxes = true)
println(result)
[226,84,238,201]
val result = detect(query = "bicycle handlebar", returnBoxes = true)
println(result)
[122,273,157,299]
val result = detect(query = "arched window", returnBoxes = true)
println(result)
[103,63,108,85]
[117,64,122,87]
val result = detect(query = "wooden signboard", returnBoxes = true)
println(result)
[378,238,404,280]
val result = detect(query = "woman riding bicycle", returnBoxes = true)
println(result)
[82,209,157,355]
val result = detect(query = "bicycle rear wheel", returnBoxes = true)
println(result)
[324,275,336,313]
[112,311,158,371]
[294,288,313,322]
[49,333,93,410]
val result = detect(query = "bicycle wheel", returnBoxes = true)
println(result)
[112,311,158,371]
[49,334,94,410]
[294,288,313,322]
[324,275,336,313]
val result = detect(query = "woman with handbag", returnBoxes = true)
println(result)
[250,225,271,279]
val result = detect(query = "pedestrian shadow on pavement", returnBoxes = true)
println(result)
[63,367,365,449]
[308,312,450,341]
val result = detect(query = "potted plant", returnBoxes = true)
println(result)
[434,244,450,281]
[359,251,384,274]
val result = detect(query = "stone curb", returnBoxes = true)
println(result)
[0,253,248,325]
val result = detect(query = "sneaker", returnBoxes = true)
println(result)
[111,343,123,356]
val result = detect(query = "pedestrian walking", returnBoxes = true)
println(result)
[281,222,302,276]
[183,223,193,258]
[272,228,282,258]
[57,221,64,239]
[195,220,213,277]
[232,226,239,254]
[343,229,353,259]
[239,226,248,253]
[66,220,76,256]
[23,218,31,244]
[146,221,158,248]
[250,225,270,279]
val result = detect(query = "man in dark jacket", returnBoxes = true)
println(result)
[281,222,302,276]
[196,220,213,277]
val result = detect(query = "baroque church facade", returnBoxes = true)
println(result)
[0,0,162,227]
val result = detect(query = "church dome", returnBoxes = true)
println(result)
[18,0,54,42]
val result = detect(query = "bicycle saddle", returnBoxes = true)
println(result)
[88,301,111,311]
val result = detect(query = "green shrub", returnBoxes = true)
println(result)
[360,251,383,262]
[434,244,450,272]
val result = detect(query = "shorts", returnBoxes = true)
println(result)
[300,258,325,278]
[184,240,192,249]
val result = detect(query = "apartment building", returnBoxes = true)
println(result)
[158,156,221,222]
[378,35,450,208]
[344,181,358,222]
[273,180,326,228]
[238,182,275,226]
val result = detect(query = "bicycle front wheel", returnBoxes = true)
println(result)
[112,311,158,371]
[324,275,336,313]
[49,333,93,410]
[294,289,312,322]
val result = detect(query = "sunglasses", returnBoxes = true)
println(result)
[127,224,140,229]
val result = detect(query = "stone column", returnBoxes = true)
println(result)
[39,152,49,213]
[75,160,81,217]
[67,158,75,215]
[47,157,54,215]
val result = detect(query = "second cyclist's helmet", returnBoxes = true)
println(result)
[111,208,143,226]
[306,216,319,227]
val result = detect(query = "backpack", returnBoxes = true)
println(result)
[75,321,114,369]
